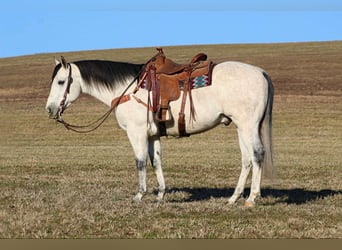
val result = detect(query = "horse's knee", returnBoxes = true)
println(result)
[136,159,146,170]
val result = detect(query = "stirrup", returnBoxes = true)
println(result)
[155,106,173,122]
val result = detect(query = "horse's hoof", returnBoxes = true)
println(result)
[244,200,255,208]
[132,192,144,203]
[228,199,235,205]
[228,195,239,205]
[156,191,165,202]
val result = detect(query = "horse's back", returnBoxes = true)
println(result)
[213,61,268,88]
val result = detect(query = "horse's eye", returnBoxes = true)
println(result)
[58,80,65,85]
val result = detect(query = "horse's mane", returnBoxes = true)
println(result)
[74,60,144,90]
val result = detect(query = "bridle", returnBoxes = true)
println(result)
[57,63,73,119]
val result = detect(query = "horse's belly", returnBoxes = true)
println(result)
[165,100,225,136]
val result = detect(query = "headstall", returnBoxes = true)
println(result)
[57,63,73,119]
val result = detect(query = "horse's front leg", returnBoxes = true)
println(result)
[127,128,149,202]
[134,159,147,202]
[148,136,165,202]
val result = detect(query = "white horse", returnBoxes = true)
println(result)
[46,54,274,207]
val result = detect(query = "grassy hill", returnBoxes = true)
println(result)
[0,41,341,238]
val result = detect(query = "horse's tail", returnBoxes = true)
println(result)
[261,72,275,179]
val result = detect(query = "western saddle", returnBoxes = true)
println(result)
[135,48,214,137]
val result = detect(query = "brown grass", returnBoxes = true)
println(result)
[0,41,341,238]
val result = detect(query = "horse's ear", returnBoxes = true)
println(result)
[54,57,60,65]
[61,56,68,68]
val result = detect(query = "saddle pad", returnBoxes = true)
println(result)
[190,62,215,89]
[191,74,210,89]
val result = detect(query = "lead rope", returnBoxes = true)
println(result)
[57,108,114,133]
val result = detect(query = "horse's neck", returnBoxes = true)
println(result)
[80,84,111,107]
[79,80,130,107]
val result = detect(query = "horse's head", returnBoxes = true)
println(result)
[45,56,81,120]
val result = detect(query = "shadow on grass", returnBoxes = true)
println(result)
[167,187,342,205]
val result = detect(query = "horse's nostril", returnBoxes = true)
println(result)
[46,106,55,117]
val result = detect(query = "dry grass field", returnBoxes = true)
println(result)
[0,42,341,238]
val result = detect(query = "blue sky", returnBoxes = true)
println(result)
[0,0,341,58]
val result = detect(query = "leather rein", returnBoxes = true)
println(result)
[56,63,146,133]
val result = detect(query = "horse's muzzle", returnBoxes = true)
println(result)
[46,105,60,120]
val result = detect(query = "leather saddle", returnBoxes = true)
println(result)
[154,48,208,74]
[141,48,213,136]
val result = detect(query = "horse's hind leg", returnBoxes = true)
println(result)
[229,126,264,207]
[148,136,166,201]
[228,128,252,204]
[245,136,264,207]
